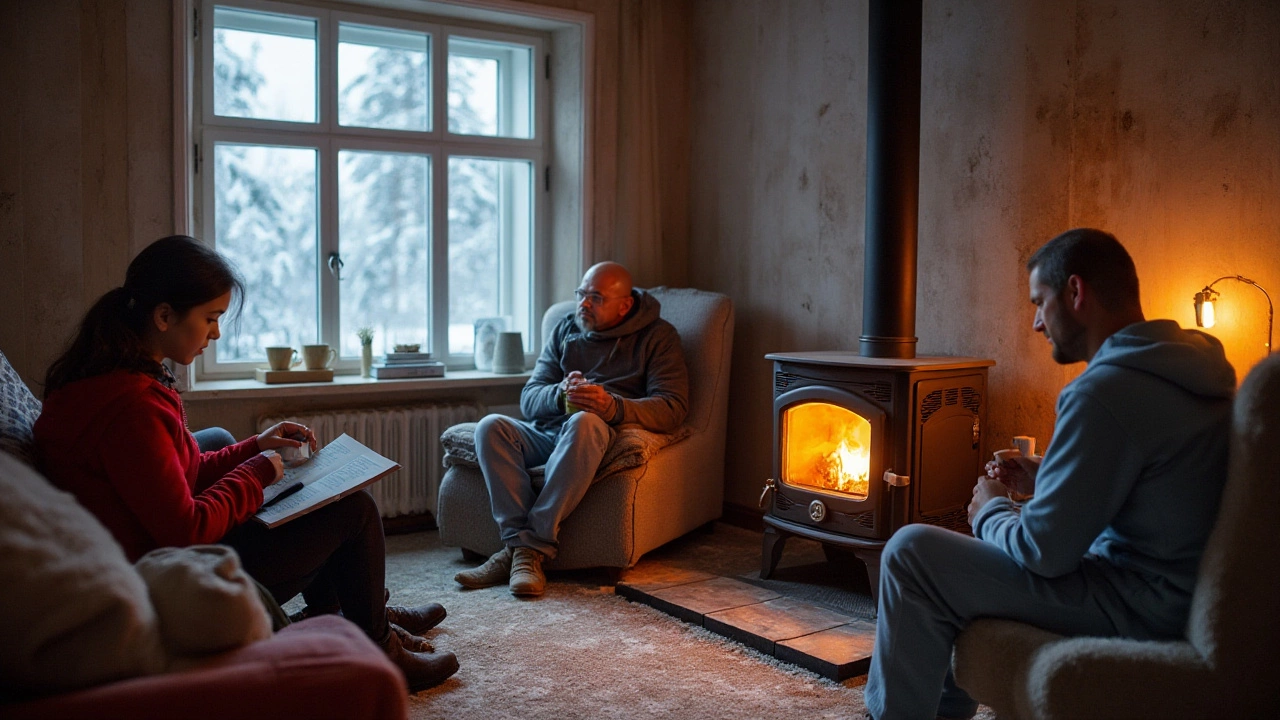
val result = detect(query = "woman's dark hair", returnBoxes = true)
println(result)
[43,235,245,396]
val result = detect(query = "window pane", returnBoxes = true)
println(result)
[339,24,430,131]
[339,150,430,357]
[448,157,533,355]
[214,143,318,361]
[448,37,533,139]
[213,7,317,123]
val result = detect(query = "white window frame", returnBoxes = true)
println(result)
[183,0,552,380]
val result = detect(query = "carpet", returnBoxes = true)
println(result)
[289,523,994,719]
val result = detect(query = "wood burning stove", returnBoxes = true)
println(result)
[754,0,995,604]
[760,352,992,600]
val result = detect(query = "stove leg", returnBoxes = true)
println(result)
[760,526,789,579]
[851,547,884,609]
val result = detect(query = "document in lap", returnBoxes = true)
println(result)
[254,433,400,528]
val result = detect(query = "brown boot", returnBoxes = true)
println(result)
[454,547,512,589]
[380,626,459,692]
[387,602,446,635]
[392,623,434,653]
[509,547,546,597]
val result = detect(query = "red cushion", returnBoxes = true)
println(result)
[1,616,407,720]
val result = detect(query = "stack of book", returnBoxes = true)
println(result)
[372,351,445,379]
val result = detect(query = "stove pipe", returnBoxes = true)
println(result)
[859,0,922,359]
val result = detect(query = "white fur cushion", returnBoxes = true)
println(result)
[0,450,165,697]
[136,545,271,657]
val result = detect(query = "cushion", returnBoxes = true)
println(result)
[0,350,42,466]
[135,545,272,658]
[441,420,692,481]
[0,450,165,699]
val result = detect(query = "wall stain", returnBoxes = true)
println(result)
[818,102,830,117]
[1121,110,1134,132]
[1207,89,1241,137]
[799,169,809,191]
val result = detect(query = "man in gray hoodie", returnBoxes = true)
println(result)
[455,261,689,597]
[864,229,1236,720]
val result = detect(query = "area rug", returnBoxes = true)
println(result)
[289,523,994,719]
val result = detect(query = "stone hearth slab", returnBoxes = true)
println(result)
[617,577,875,681]
[637,577,781,624]
[704,596,852,655]
[613,565,717,593]
[776,620,876,680]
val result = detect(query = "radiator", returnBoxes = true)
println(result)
[258,402,484,518]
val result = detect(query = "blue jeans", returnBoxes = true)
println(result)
[865,524,1142,720]
[473,412,614,559]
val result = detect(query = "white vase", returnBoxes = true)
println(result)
[360,344,373,377]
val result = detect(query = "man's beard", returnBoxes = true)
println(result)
[1049,313,1088,364]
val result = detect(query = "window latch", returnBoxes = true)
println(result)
[327,252,344,281]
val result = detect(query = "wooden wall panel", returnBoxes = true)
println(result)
[0,2,27,373]
[80,0,132,306]
[126,0,174,251]
[21,0,84,388]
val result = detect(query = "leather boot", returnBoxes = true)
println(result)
[454,547,512,589]
[387,602,447,635]
[509,547,546,597]
[380,626,459,692]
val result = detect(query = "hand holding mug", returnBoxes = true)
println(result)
[259,449,285,483]
[986,450,1040,497]
[564,381,617,419]
[258,421,318,462]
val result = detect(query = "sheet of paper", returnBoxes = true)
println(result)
[254,433,399,527]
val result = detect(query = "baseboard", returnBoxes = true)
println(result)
[720,502,764,532]
[383,511,437,535]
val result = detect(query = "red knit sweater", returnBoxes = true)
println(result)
[33,370,275,562]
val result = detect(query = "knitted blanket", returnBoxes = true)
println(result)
[442,421,691,481]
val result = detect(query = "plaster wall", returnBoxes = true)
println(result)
[690,0,1280,513]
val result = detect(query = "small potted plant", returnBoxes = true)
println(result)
[357,326,375,378]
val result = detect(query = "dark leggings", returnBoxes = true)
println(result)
[196,427,390,644]
[221,490,391,645]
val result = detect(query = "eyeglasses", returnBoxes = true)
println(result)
[574,289,627,305]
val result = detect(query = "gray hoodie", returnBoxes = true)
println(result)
[521,288,689,433]
[973,319,1236,637]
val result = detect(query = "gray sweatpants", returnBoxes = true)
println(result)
[865,524,1161,720]
[474,412,614,559]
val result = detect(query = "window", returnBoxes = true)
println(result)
[192,0,549,376]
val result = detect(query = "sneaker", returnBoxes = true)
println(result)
[509,547,547,597]
[380,626,459,692]
[387,602,447,635]
[454,547,512,589]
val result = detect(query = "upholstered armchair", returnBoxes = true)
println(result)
[952,352,1280,719]
[435,287,734,574]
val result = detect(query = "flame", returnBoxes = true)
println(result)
[783,402,872,498]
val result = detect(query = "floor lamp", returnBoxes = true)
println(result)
[1193,275,1274,354]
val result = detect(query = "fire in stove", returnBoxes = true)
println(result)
[783,402,871,498]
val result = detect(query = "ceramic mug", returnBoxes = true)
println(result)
[302,344,337,371]
[491,332,525,374]
[265,346,299,372]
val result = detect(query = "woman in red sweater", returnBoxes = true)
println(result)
[34,235,457,691]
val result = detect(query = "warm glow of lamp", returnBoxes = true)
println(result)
[1193,275,1273,354]
[1194,288,1218,328]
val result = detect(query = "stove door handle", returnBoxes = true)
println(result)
[759,477,776,508]
[883,469,910,487]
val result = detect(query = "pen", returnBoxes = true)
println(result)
[262,481,303,508]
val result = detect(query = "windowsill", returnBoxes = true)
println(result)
[184,369,531,401]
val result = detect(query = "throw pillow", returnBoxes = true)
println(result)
[0,350,42,466]
[0,450,165,699]
[136,545,272,658]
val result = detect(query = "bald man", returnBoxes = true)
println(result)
[457,262,689,597]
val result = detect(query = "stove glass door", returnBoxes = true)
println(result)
[781,401,873,500]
